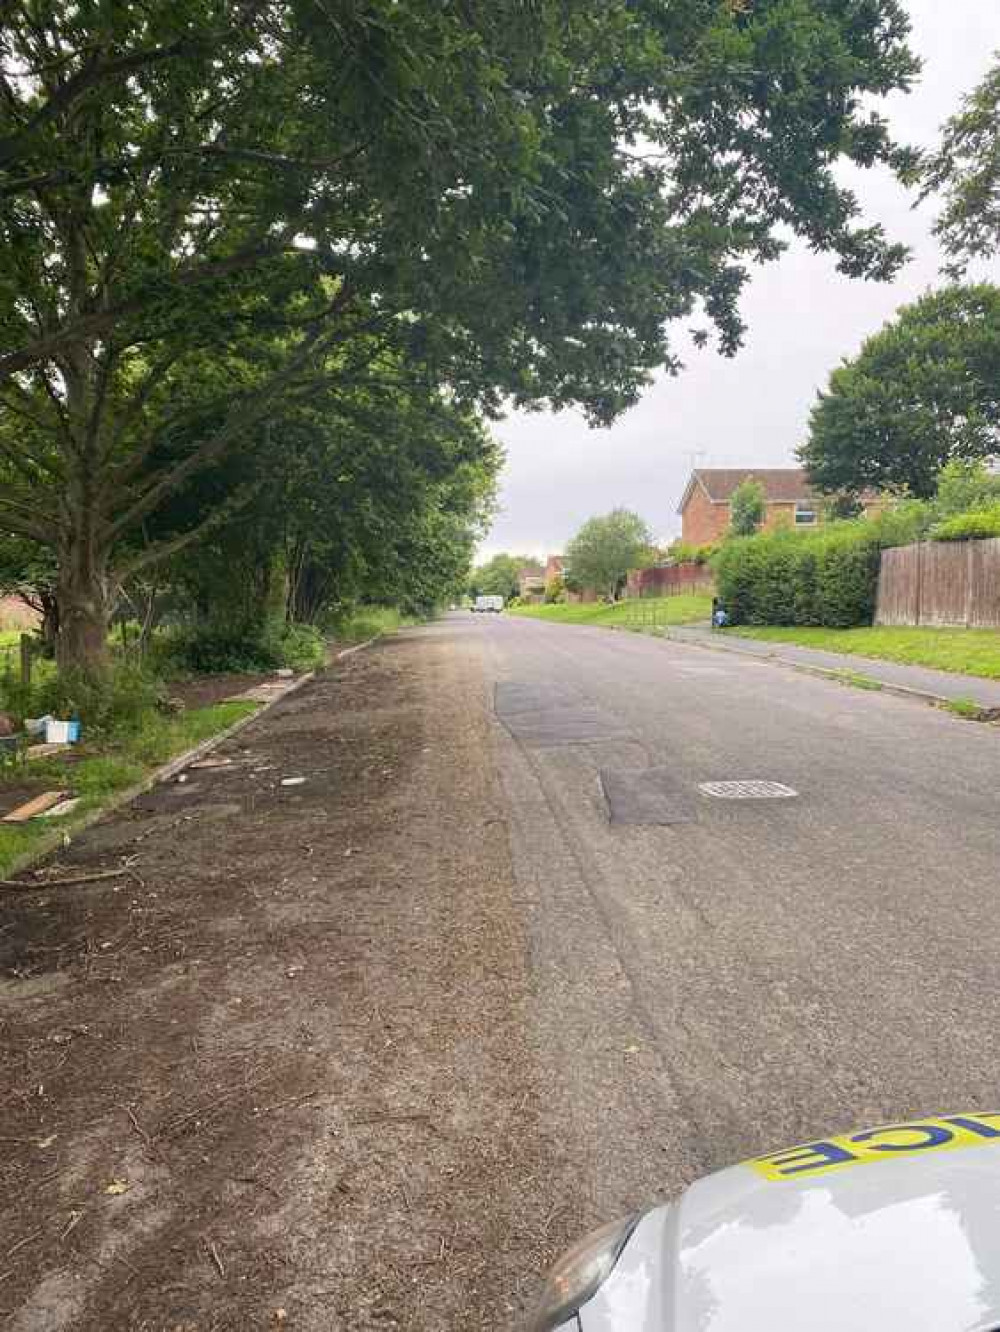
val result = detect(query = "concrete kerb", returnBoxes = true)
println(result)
[0,634,392,884]
[664,629,979,715]
[335,633,381,660]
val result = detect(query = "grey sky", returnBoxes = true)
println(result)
[481,1,1000,561]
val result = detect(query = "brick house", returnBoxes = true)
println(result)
[678,468,826,545]
[0,596,38,630]
[517,564,546,600]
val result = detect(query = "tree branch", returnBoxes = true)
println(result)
[0,495,56,544]
[113,482,260,580]
[0,38,195,170]
[105,308,351,544]
[0,240,307,382]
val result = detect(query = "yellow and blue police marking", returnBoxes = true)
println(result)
[748,1114,1000,1182]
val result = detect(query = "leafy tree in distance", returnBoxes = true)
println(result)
[0,0,921,677]
[729,479,767,536]
[564,510,651,601]
[933,460,1000,517]
[799,286,1000,499]
[925,57,1000,273]
[470,555,537,602]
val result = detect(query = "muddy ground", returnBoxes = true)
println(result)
[0,635,568,1330]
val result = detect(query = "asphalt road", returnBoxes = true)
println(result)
[451,610,1000,1223]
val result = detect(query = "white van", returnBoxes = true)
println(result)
[472,595,504,613]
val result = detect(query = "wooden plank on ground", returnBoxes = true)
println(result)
[3,790,70,823]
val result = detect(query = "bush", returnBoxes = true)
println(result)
[930,503,1000,542]
[667,540,718,566]
[152,620,325,676]
[154,627,281,675]
[715,524,882,627]
[265,622,326,671]
[30,663,166,736]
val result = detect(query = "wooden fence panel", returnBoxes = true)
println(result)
[875,546,919,625]
[625,563,714,598]
[875,538,1000,628]
[969,537,1000,629]
[919,542,968,626]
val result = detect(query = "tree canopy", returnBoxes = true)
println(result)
[926,55,1000,273]
[0,0,922,675]
[799,285,1000,499]
[564,510,651,599]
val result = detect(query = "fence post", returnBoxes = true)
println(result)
[19,633,31,689]
[915,541,923,627]
[967,539,975,628]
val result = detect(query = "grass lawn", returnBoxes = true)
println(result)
[0,699,258,877]
[727,625,1000,680]
[508,592,712,630]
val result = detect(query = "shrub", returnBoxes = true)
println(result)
[715,524,881,627]
[30,663,166,736]
[544,575,565,603]
[667,540,718,566]
[930,503,1000,542]
[322,604,416,642]
[265,622,326,671]
[154,627,282,675]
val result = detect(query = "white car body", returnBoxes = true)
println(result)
[473,595,504,613]
[545,1113,1000,1331]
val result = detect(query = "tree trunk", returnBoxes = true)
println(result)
[39,591,59,655]
[56,553,111,678]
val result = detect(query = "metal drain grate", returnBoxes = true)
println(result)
[699,780,798,800]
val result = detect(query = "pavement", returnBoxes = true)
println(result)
[670,622,1000,709]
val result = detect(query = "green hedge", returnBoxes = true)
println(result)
[930,503,1000,543]
[714,525,882,628]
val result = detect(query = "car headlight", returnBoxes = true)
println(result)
[529,1213,641,1330]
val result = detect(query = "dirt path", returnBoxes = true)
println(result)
[0,631,566,1330]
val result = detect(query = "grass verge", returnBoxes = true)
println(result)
[0,699,258,878]
[327,605,423,644]
[725,625,1000,681]
[507,593,712,630]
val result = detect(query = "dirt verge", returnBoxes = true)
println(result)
[1,630,559,1330]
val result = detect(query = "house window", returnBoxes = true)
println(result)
[795,507,817,526]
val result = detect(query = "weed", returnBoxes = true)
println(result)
[945,697,984,720]
[830,669,883,691]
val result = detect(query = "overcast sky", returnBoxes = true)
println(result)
[480,1,1000,561]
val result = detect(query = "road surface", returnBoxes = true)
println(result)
[469,609,1000,1207]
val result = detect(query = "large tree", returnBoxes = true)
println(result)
[564,509,651,600]
[149,348,501,627]
[1,0,919,674]
[799,285,1000,499]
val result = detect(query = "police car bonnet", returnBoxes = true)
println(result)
[668,1115,1000,1332]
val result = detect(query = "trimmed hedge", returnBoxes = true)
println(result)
[930,503,1000,543]
[714,525,882,628]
